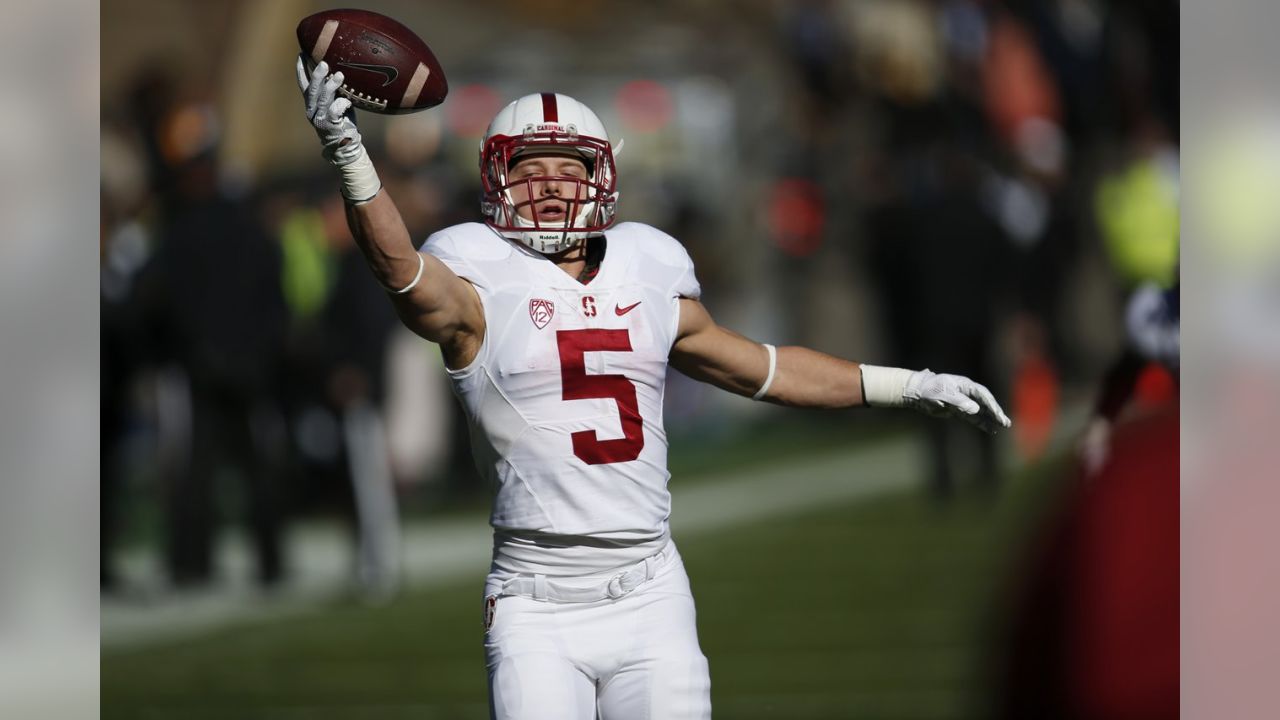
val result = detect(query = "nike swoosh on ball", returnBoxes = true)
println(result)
[336,61,399,86]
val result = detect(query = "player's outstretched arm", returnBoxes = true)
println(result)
[670,298,1011,433]
[295,57,482,356]
[670,298,862,407]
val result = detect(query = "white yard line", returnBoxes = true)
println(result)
[104,411,1082,649]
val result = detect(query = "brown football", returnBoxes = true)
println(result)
[296,9,448,115]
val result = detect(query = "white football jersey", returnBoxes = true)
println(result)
[421,222,700,576]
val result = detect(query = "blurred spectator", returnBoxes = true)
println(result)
[101,199,142,590]
[1094,118,1179,290]
[272,180,406,597]
[318,190,404,597]
[997,263,1178,717]
[1079,280,1178,475]
[101,126,155,590]
[865,129,1015,500]
[132,97,290,588]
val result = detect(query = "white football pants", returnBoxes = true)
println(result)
[483,543,711,720]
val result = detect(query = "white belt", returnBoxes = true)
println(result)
[500,550,665,603]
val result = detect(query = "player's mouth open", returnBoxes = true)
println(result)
[537,203,567,221]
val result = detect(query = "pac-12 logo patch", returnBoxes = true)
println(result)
[484,594,498,632]
[529,298,555,329]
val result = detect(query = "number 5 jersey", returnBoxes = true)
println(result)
[421,222,701,576]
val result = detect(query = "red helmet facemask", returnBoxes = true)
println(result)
[480,129,618,253]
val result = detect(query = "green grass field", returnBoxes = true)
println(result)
[103,450,1063,720]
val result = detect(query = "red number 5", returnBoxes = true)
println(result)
[556,329,644,465]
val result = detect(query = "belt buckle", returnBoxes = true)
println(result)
[605,572,628,599]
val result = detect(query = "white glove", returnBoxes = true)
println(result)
[295,55,381,202]
[861,365,1012,434]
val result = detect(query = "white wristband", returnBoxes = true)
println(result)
[752,344,777,401]
[337,145,383,203]
[388,253,425,294]
[859,364,914,407]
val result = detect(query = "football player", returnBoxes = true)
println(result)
[298,58,1011,720]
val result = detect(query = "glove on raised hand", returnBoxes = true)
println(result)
[295,55,381,201]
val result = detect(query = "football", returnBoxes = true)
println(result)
[296,9,448,115]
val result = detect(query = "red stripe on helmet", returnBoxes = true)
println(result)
[541,93,558,123]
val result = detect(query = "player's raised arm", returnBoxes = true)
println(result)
[670,297,1011,433]
[295,57,482,354]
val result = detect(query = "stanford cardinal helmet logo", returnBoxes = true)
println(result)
[529,298,555,329]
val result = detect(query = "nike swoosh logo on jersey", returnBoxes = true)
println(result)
[335,62,399,87]
[615,301,642,316]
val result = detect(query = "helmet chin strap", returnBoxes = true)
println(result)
[502,193,600,254]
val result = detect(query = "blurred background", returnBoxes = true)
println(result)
[100,0,1178,717]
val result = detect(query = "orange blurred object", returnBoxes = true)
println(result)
[982,14,1061,145]
[1013,350,1059,460]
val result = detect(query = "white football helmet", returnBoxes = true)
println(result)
[480,93,619,254]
